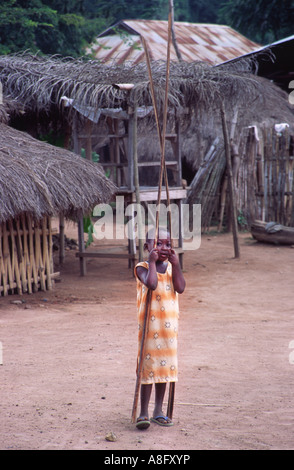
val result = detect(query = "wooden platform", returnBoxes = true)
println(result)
[117,186,187,202]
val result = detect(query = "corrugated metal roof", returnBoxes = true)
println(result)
[88,19,260,65]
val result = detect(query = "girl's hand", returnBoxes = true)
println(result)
[168,249,179,266]
[149,248,159,263]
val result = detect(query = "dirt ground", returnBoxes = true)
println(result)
[1,221,294,451]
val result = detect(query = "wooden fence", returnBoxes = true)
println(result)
[0,215,59,296]
[236,126,294,227]
[186,126,294,232]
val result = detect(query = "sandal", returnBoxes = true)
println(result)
[151,415,174,427]
[136,417,150,430]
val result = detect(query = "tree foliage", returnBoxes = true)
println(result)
[0,0,293,56]
[0,0,106,56]
[218,0,294,44]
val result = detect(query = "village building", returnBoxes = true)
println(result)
[0,21,293,277]
[0,99,116,296]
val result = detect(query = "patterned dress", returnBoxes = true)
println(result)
[135,261,179,384]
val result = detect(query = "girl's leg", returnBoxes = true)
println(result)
[138,383,152,419]
[152,383,173,425]
[153,382,166,417]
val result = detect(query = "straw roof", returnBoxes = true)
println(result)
[0,96,22,124]
[0,53,293,181]
[0,101,9,124]
[0,122,117,223]
[0,52,267,117]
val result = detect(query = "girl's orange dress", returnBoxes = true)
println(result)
[135,261,179,384]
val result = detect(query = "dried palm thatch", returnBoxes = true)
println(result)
[0,96,22,124]
[0,52,267,117]
[0,122,117,223]
[179,74,294,170]
[0,102,8,124]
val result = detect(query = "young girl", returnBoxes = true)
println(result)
[134,227,186,429]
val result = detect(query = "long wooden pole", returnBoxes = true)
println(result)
[132,100,144,261]
[141,14,173,240]
[131,11,175,423]
[169,0,182,61]
[220,100,240,258]
[131,289,152,423]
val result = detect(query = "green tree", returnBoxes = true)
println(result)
[93,0,169,21]
[218,0,294,44]
[6,0,290,57]
[0,0,58,54]
[180,0,219,23]
[0,0,106,56]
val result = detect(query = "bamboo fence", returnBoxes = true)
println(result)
[236,126,294,228]
[0,215,59,296]
[186,125,294,232]
[185,137,226,231]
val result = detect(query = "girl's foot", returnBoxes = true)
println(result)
[151,415,174,427]
[136,416,150,430]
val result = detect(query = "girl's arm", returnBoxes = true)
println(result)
[136,249,159,290]
[168,249,186,294]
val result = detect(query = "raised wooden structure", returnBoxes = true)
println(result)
[75,108,187,274]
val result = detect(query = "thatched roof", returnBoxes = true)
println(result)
[0,52,267,117]
[0,97,21,124]
[0,122,117,223]
[0,53,293,179]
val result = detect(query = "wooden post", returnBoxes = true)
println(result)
[0,223,8,296]
[132,103,144,261]
[84,119,93,161]
[9,219,22,294]
[42,217,52,291]
[59,215,65,265]
[27,214,38,292]
[73,114,86,276]
[169,0,182,61]
[127,109,135,192]
[220,101,240,259]
[114,119,121,187]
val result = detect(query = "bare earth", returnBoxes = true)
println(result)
[1,223,294,451]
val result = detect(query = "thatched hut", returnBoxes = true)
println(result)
[0,103,116,296]
[0,52,273,184]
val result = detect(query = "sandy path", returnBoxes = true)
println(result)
[1,226,294,450]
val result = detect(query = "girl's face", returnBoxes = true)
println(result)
[147,230,171,261]
[156,236,172,261]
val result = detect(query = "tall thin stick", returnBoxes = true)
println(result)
[132,100,144,261]
[131,289,152,423]
[220,100,240,258]
[169,0,182,61]
[131,12,174,422]
[141,12,173,242]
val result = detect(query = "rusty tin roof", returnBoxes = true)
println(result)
[88,19,260,65]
